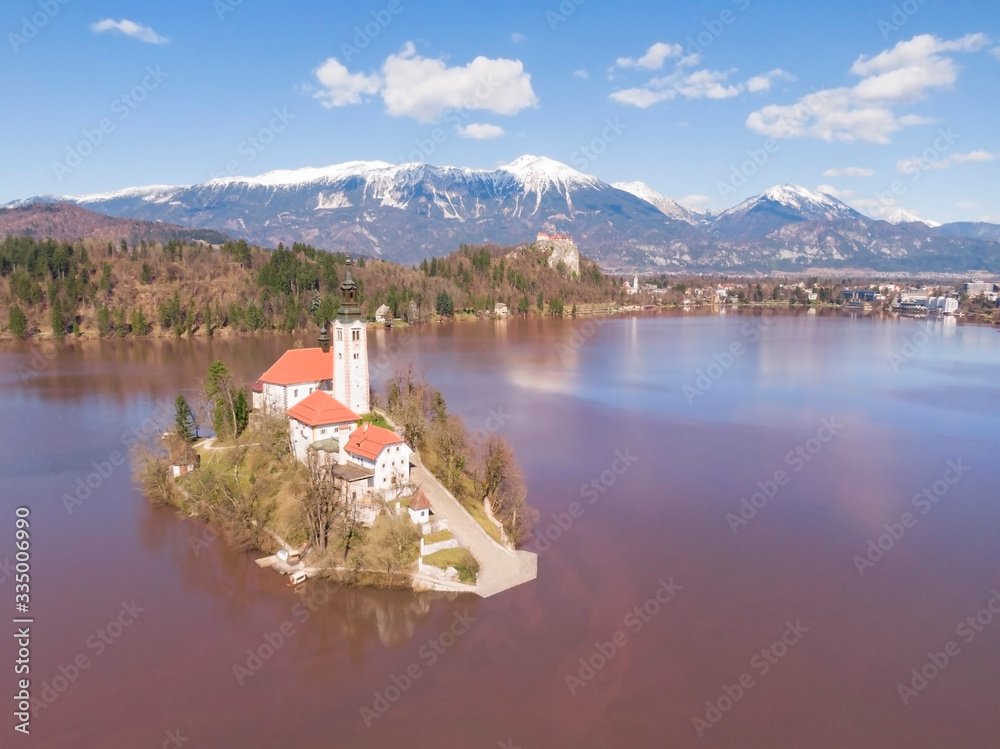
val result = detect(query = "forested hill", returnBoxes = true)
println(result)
[0,234,622,339]
[0,202,230,246]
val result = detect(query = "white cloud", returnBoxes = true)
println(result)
[91,18,168,44]
[313,58,382,107]
[746,69,795,93]
[616,42,683,70]
[611,45,791,107]
[457,123,505,139]
[572,69,589,79]
[611,66,766,106]
[311,43,538,123]
[680,194,711,207]
[816,184,854,199]
[511,32,526,43]
[950,149,995,163]
[849,197,897,218]
[610,87,674,108]
[823,166,874,177]
[898,149,995,173]
[380,43,538,122]
[747,33,989,144]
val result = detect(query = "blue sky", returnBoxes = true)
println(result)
[2,0,998,222]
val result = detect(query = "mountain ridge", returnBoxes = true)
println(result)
[8,155,1000,274]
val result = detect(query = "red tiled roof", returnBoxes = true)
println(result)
[346,423,405,461]
[259,348,332,386]
[285,391,359,427]
[251,380,263,393]
[409,489,431,511]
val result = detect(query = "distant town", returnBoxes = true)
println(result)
[619,273,999,322]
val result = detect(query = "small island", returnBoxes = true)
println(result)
[139,259,538,596]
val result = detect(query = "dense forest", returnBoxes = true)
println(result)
[0,235,623,339]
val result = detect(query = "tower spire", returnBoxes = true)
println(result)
[337,254,361,321]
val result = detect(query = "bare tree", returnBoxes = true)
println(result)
[368,512,419,585]
[132,444,175,506]
[476,434,537,547]
[184,446,276,551]
[433,414,467,493]
[298,452,342,551]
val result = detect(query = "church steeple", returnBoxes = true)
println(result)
[337,255,362,321]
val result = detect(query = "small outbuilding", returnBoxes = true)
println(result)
[171,447,201,477]
[408,489,432,525]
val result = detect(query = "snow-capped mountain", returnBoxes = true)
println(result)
[885,209,940,227]
[9,156,999,273]
[712,184,866,241]
[611,181,711,225]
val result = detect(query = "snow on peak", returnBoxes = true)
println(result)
[612,180,710,224]
[885,209,940,227]
[499,155,598,186]
[761,183,838,209]
[74,184,181,203]
[722,183,859,222]
[613,180,665,204]
[207,160,397,188]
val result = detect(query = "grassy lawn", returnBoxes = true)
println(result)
[423,529,454,545]
[359,412,392,430]
[422,547,479,584]
[460,494,503,545]
[441,471,504,545]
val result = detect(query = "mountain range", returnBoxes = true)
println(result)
[5,155,999,274]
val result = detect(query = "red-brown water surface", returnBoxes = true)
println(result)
[2,312,999,748]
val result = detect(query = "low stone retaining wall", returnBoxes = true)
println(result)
[420,535,460,556]
[417,558,459,581]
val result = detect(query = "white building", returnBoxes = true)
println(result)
[345,422,412,498]
[928,296,959,314]
[252,256,414,511]
[330,318,370,415]
[252,348,332,414]
[408,489,431,525]
[493,302,509,317]
[285,390,359,464]
[374,304,391,323]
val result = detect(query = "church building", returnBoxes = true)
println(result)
[250,257,412,503]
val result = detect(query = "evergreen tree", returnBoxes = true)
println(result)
[115,306,128,337]
[174,395,196,443]
[130,308,148,336]
[435,290,454,317]
[206,361,235,438]
[234,390,250,437]
[206,361,231,400]
[8,305,27,339]
[204,301,213,336]
[50,298,65,337]
[97,305,111,337]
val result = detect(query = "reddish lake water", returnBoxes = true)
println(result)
[2,312,999,748]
